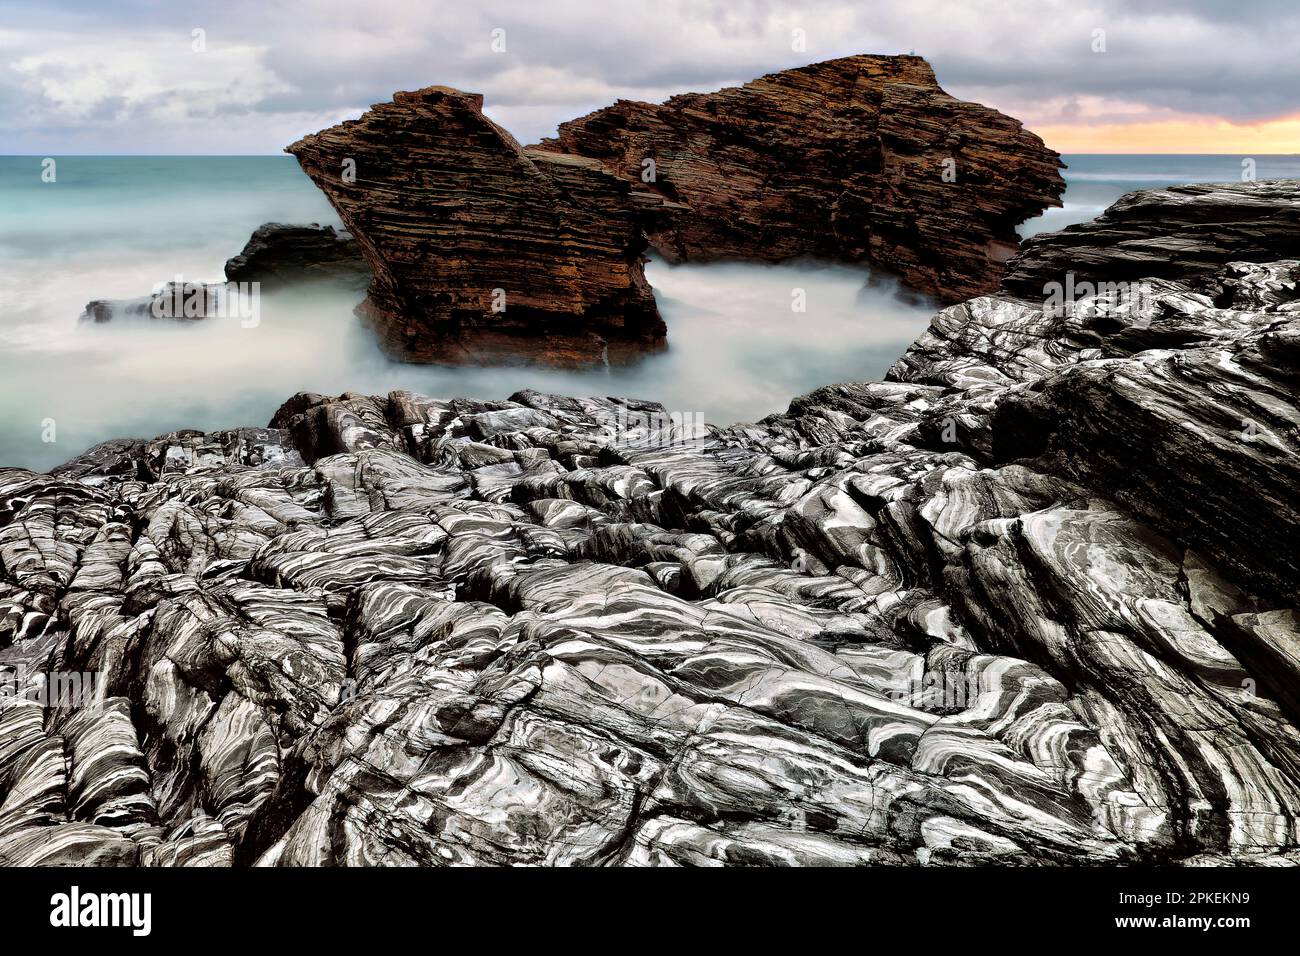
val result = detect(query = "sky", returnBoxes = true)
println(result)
[1,0,1298,155]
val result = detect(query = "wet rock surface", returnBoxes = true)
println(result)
[7,185,1300,866]
[1003,180,1300,296]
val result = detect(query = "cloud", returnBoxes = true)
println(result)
[2,0,1297,153]
[10,32,288,121]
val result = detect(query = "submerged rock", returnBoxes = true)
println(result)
[82,225,367,329]
[80,281,260,326]
[7,183,1300,867]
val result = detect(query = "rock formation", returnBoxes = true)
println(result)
[224,222,370,290]
[80,281,258,325]
[79,224,367,327]
[285,56,1063,364]
[287,87,674,367]
[7,182,1300,866]
[1003,180,1300,296]
[537,54,1065,303]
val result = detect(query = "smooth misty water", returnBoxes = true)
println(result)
[1,154,1298,470]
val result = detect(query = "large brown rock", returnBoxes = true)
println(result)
[288,87,673,367]
[288,57,1064,365]
[537,55,1065,303]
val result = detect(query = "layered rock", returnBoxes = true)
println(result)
[85,56,1062,359]
[538,54,1065,304]
[285,56,1062,364]
[1003,180,1300,296]
[224,222,369,290]
[8,183,1300,867]
[287,87,673,367]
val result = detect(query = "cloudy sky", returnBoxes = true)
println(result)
[2,0,1298,154]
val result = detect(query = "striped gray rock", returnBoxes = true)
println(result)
[1002,180,1300,296]
[5,186,1300,866]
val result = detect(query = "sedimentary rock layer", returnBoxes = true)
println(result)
[1003,181,1300,296]
[287,87,671,367]
[284,56,1063,364]
[537,55,1065,303]
[7,184,1300,866]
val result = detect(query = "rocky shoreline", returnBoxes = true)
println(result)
[4,180,1300,866]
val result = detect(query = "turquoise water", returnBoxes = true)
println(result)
[1,154,1297,470]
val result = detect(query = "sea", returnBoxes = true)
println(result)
[1,153,1298,471]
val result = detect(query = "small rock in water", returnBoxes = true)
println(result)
[79,281,258,325]
[223,222,370,290]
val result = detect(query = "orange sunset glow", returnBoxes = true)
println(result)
[1033,114,1300,154]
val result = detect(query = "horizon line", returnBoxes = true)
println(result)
[4,152,1300,158]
